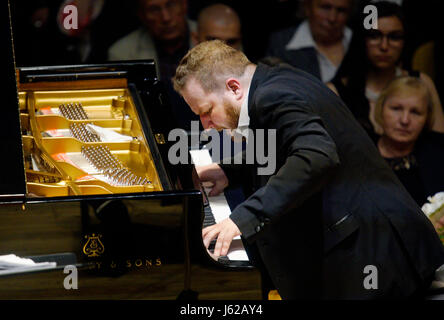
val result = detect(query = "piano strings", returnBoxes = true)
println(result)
[60,102,152,187]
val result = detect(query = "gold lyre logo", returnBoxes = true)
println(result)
[83,233,105,257]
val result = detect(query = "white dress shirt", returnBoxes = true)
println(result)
[285,20,352,83]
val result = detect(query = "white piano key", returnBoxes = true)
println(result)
[190,148,248,261]
[204,190,241,240]
[227,239,250,261]
[189,148,214,166]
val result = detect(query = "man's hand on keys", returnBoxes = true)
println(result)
[202,218,241,257]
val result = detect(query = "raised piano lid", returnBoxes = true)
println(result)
[1,0,26,201]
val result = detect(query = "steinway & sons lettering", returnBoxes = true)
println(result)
[90,258,162,270]
[126,257,162,268]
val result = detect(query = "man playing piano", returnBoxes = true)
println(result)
[172,40,444,299]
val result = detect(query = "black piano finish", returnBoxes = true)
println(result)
[1,0,26,198]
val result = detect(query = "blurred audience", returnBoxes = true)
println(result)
[188,0,301,62]
[374,76,444,208]
[412,36,444,104]
[55,0,106,63]
[108,0,195,80]
[412,41,436,83]
[108,0,199,131]
[192,3,242,51]
[328,1,444,140]
[434,38,444,106]
[12,1,59,66]
[10,0,444,138]
[265,0,354,83]
[357,0,442,68]
[12,0,136,66]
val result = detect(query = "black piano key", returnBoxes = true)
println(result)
[217,256,230,264]
[203,205,216,228]
[206,231,230,261]
[201,191,232,262]
[207,238,229,261]
[208,239,216,251]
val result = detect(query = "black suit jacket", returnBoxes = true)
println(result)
[266,25,321,80]
[224,63,444,299]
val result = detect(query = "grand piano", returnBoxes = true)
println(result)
[0,0,261,299]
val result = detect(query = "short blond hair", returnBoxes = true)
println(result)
[172,40,252,93]
[375,76,434,130]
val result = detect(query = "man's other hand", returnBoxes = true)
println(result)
[196,163,228,196]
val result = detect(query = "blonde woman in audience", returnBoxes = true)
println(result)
[328,1,444,140]
[375,76,444,209]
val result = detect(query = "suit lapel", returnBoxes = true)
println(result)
[285,48,321,80]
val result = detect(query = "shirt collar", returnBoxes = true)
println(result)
[237,87,250,128]
[285,20,352,52]
[231,85,251,141]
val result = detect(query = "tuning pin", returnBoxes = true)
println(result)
[59,104,67,118]
[123,173,132,186]
[116,169,129,185]
[111,170,121,184]
[69,103,77,120]
[129,172,139,186]
[71,104,78,120]
[75,105,83,120]
[65,103,72,119]
[67,103,73,118]
[78,102,88,119]
[79,124,88,141]
[123,171,133,186]
[71,103,79,119]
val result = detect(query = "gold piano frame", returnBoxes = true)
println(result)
[18,78,163,198]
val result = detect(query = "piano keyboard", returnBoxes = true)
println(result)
[189,149,250,264]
